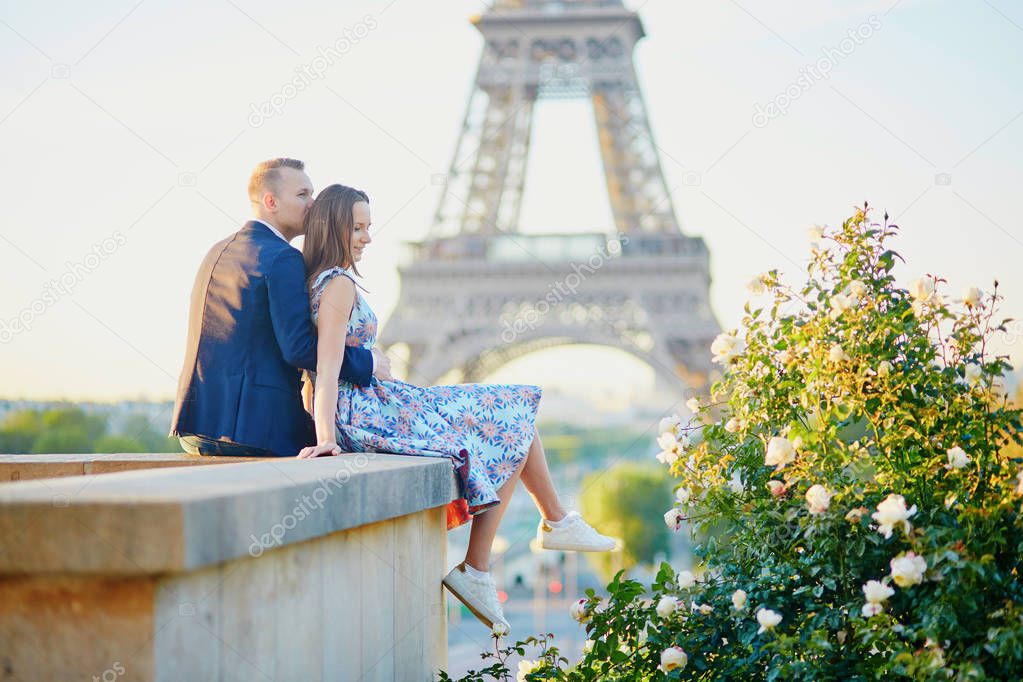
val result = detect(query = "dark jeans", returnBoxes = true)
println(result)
[178,434,279,457]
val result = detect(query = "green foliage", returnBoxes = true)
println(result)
[439,205,1023,681]
[578,462,673,583]
[30,408,107,453]
[436,632,567,682]
[603,205,1023,679]
[0,407,177,454]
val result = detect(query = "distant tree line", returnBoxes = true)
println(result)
[0,407,177,454]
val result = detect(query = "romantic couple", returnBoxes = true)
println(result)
[169,157,616,633]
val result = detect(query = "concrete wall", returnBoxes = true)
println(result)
[0,453,458,681]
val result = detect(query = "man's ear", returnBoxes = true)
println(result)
[262,192,277,213]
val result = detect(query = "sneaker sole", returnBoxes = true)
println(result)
[537,538,616,552]
[442,575,508,632]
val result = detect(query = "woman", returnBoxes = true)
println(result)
[298,184,616,634]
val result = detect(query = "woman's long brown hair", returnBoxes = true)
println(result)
[302,184,370,291]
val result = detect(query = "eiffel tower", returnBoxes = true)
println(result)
[378,0,721,395]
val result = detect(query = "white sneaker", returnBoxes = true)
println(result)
[442,562,511,633]
[537,511,617,552]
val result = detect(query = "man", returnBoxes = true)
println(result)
[170,158,392,457]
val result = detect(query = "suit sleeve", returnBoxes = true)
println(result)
[266,248,374,386]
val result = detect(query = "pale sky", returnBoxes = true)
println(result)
[0,0,1020,402]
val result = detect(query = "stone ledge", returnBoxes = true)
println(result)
[0,452,268,481]
[0,453,459,575]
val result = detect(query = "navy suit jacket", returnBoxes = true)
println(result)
[170,221,373,456]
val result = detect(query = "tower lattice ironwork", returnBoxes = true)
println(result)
[379,0,721,394]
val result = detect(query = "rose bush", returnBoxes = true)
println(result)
[441,205,1023,680]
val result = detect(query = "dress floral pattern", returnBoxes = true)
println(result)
[310,266,542,530]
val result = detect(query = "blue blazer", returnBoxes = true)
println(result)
[170,221,373,456]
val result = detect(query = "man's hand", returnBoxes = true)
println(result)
[297,442,342,458]
[371,347,394,382]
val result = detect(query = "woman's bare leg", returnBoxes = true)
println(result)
[463,455,526,572]
[463,428,568,571]
[519,427,568,522]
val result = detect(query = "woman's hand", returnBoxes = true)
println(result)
[297,442,342,458]
[371,347,394,381]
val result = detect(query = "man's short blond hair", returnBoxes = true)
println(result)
[247,157,305,204]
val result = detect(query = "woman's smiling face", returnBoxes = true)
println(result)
[350,201,372,262]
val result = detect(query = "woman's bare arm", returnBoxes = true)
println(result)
[301,371,313,414]
[297,276,356,459]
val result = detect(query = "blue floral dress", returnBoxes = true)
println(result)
[310,266,542,530]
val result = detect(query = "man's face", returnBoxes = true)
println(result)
[271,167,314,234]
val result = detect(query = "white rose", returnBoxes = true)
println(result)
[890,552,927,588]
[775,348,796,366]
[963,286,982,307]
[583,639,594,653]
[659,646,688,673]
[655,449,680,466]
[731,589,747,610]
[570,598,592,623]
[697,603,714,615]
[805,484,832,515]
[846,280,867,301]
[656,595,680,619]
[945,446,970,470]
[871,493,917,539]
[766,480,787,497]
[675,487,692,504]
[725,416,743,433]
[765,436,796,469]
[711,331,745,365]
[656,429,688,466]
[756,608,782,633]
[909,276,935,301]
[677,570,698,589]
[829,344,849,362]
[686,396,701,413]
[664,508,684,531]
[877,360,892,377]
[861,602,884,617]
[830,293,853,319]
[516,659,542,682]
[491,621,509,637]
[747,274,768,296]
[656,431,678,452]
[863,579,894,604]
[964,363,983,386]
[658,414,683,436]
[657,430,689,452]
